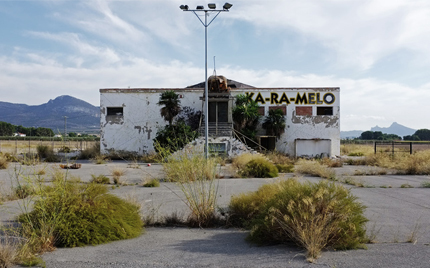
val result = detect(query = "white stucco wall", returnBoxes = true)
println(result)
[100,87,340,157]
[230,88,340,157]
[100,88,203,155]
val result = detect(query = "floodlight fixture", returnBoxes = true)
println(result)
[180,3,232,158]
[223,2,232,10]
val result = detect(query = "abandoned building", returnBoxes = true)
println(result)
[99,77,340,157]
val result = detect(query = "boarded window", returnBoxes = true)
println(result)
[107,107,123,116]
[296,107,312,116]
[258,107,265,116]
[269,106,286,115]
[317,107,333,115]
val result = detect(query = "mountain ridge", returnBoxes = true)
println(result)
[0,95,100,133]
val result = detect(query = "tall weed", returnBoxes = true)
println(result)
[163,151,219,227]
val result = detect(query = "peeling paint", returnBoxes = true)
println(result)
[106,115,124,125]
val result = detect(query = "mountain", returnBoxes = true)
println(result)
[341,122,417,139]
[0,95,100,133]
[371,122,416,137]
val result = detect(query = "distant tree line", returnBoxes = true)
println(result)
[358,129,430,141]
[0,121,54,137]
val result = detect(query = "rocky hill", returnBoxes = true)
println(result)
[0,95,100,133]
[371,122,416,137]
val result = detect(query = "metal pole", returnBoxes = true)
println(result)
[204,11,209,159]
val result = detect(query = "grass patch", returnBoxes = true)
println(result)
[90,174,110,184]
[400,184,414,188]
[294,159,337,180]
[142,178,160,187]
[229,178,368,261]
[341,144,374,156]
[19,180,144,248]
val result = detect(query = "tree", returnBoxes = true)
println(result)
[68,132,77,137]
[157,91,181,126]
[0,121,15,136]
[359,131,373,140]
[262,109,286,138]
[232,94,261,140]
[414,129,430,141]
[153,121,198,154]
[175,106,202,131]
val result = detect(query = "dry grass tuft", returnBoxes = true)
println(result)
[111,168,126,185]
[341,144,374,156]
[0,154,9,170]
[294,159,337,180]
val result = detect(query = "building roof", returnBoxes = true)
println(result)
[186,79,255,89]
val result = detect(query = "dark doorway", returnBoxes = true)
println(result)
[209,102,228,123]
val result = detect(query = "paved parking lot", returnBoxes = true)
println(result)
[1,161,430,267]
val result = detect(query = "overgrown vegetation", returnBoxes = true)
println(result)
[90,174,110,184]
[241,158,278,178]
[142,178,160,187]
[78,142,101,160]
[346,151,430,175]
[163,151,219,227]
[153,91,199,155]
[232,94,261,141]
[0,154,9,169]
[262,108,286,138]
[19,180,143,248]
[228,179,368,261]
[294,159,337,180]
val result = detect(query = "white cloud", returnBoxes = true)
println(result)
[233,0,430,70]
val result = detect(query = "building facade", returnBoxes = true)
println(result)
[100,80,340,157]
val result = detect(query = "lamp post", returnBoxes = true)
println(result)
[180,2,232,159]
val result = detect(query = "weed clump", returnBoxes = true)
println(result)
[163,151,219,227]
[78,142,100,160]
[142,178,160,187]
[0,154,9,169]
[241,158,278,178]
[90,174,110,184]
[229,179,368,261]
[294,159,337,180]
[19,181,143,248]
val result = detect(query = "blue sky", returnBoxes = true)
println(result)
[1,0,429,131]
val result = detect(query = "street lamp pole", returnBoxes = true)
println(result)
[180,3,232,159]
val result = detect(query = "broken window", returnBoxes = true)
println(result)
[296,106,312,116]
[317,107,333,115]
[107,107,124,116]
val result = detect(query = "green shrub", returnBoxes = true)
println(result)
[275,163,294,173]
[142,179,160,187]
[90,174,110,184]
[79,142,100,160]
[19,182,143,248]
[229,179,368,261]
[228,182,284,227]
[421,181,430,188]
[241,158,278,178]
[36,145,54,159]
